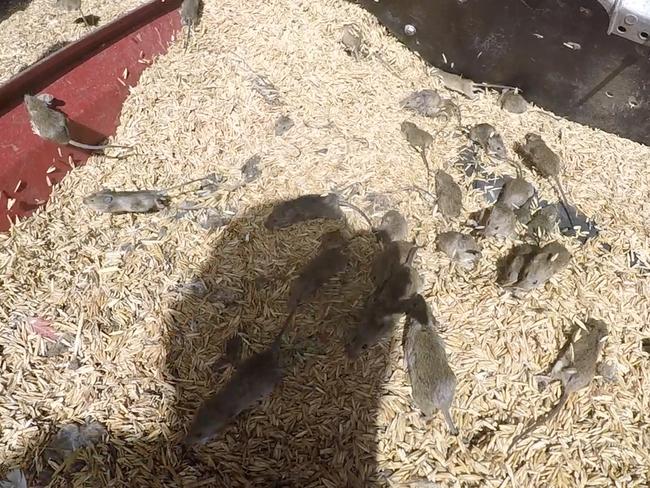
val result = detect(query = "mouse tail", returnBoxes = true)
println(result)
[339,200,373,229]
[419,148,432,187]
[69,140,131,151]
[553,176,576,231]
[78,7,90,28]
[184,24,192,52]
[506,389,569,457]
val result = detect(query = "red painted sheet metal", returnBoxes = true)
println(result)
[0,0,183,232]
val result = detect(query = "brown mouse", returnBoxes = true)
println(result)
[468,123,508,161]
[401,121,434,184]
[184,320,289,445]
[499,90,528,114]
[370,240,421,287]
[497,177,534,210]
[83,176,212,214]
[180,0,202,51]
[400,89,443,118]
[436,231,482,269]
[375,210,408,245]
[507,318,608,453]
[212,334,244,371]
[286,230,349,313]
[434,170,462,218]
[347,247,422,358]
[403,294,459,435]
[527,205,559,237]
[497,243,539,287]
[517,133,574,228]
[24,95,129,151]
[481,202,517,238]
[513,241,571,291]
[340,23,365,58]
[264,193,345,229]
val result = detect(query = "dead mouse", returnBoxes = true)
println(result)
[434,70,516,100]
[375,210,408,244]
[517,133,574,228]
[497,177,534,210]
[401,121,434,184]
[436,231,482,268]
[403,294,459,435]
[468,123,508,161]
[56,0,90,27]
[513,241,571,291]
[180,0,202,51]
[286,230,349,313]
[83,176,211,214]
[434,170,463,218]
[481,202,517,238]
[400,89,443,118]
[507,318,608,453]
[24,95,129,152]
[370,239,422,287]
[184,321,289,445]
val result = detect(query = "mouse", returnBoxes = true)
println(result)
[347,247,422,358]
[468,123,508,161]
[83,176,212,214]
[340,23,365,58]
[375,210,408,245]
[434,170,463,218]
[403,294,459,435]
[286,230,349,313]
[180,0,202,52]
[517,133,575,228]
[527,205,559,237]
[401,121,434,184]
[481,202,517,238]
[24,95,129,151]
[56,0,90,27]
[496,243,539,287]
[434,70,516,100]
[507,318,608,453]
[400,89,443,118]
[512,241,571,291]
[184,320,289,446]
[370,239,421,287]
[497,177,534,210]
[499,90,528,114]
[264,193,345,229]
[436,231,482,269]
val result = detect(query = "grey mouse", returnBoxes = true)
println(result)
[436,231,482,269]
[375,210,408,245]
[468,123,508,160]
[83,176,211,214]
[184,321,289,446]
[513,241,571,291]
[286,230,349,313]
[497,243,539,287]
[497,177,534,210]
[404,294,459,435]
[517,133,574,228]
[401,121,434,184]
[370,240,421,287]
[400,89,443,118]
[527,205,559,237]
[507,318,608,453]
[499,90,528,114]
[24,95,129,151]
[434,170,462,218]
[264,193,345,229]
[481,202,517,238]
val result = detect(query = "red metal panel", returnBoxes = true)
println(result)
[0,0,183,231]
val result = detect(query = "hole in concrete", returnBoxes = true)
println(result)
[605,91,614,98]
[618,25,627,33]
[640,31,649,40]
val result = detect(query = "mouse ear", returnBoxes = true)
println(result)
[103,195,113,204]
[549,252,559,262]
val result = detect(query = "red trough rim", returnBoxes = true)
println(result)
[0,0,183,232]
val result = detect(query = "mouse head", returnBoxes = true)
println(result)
[514,247,566,290]
[184,402,231,447]
[400,121,416,134]
[524,133,543,145]
[404,294,432,326]
[482,203,515,238]
[585,318,608,342]
[319,229,348,250]
[83,190,115,212]
[486,133,508,160]
[345,314,392,359]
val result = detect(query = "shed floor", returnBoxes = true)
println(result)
[1,0,649,487]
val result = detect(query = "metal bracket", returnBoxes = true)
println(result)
[598,0,650,45]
